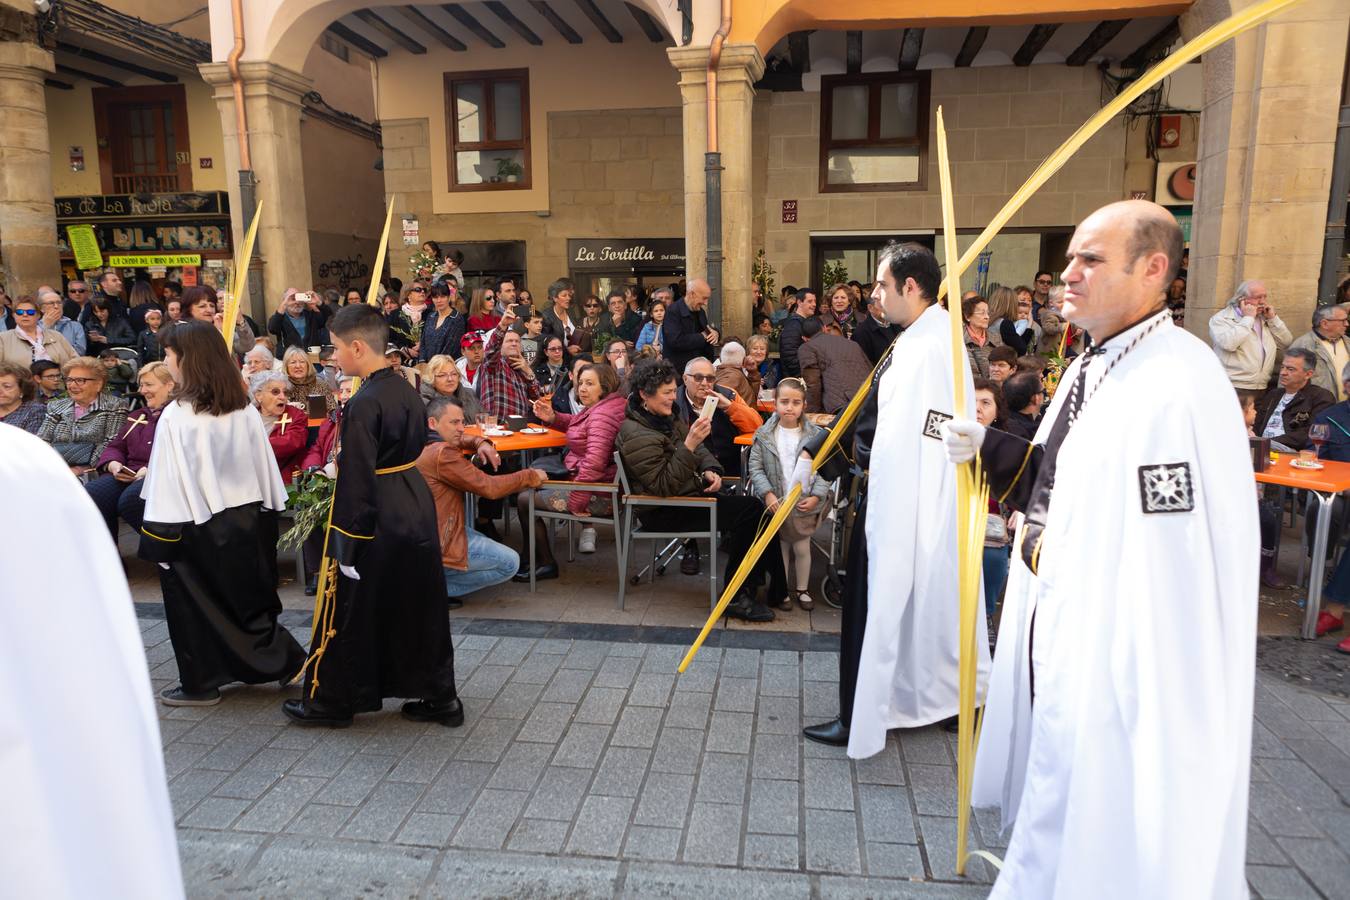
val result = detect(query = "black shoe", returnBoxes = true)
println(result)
[281,698,353,728]
[725,594,775,623]
[402,696,465,727]
[447,596,464,610]
[803,717,849,747]
[512,562,559,583]
[159,685,221,707]
[304,576,318,596]
[680,541,700,576]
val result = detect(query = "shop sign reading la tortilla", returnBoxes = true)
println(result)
[568,238,685,272]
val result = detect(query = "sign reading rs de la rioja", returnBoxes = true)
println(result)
[54,192,230,221]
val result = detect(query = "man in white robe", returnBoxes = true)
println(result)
[0,426,183,899]
[845,241,991,760]
[943,200,1258,898]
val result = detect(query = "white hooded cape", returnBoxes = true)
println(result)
[983,314,1258,899]
[142,399,287,525]
[849,302,991,758]
[0,427,183,898]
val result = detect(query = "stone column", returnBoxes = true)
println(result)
[1184,0,1350,336]
[0,40,60,295]
[669,44,765,340]
[199,61,314,316]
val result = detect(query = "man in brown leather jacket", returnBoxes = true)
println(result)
[417,395,546,607]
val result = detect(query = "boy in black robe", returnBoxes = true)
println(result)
[283,304,462,727]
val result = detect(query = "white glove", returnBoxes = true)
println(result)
[940,418,986,465]
[787,455,814,496]
[340,564,360,581]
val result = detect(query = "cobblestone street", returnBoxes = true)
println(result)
[137,606,1349,898]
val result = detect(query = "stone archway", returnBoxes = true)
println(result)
[242,0,681,65]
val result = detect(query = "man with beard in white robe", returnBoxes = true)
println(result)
[0,426,183,898]
[942,200,1258,898]
[842,241,990,759]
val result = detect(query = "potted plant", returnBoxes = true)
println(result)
[496,157,524,184]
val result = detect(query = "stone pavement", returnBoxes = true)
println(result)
[135,609,1349,899]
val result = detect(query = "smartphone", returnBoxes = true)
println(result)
[699,394,719,421]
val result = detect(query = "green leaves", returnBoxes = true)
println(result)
[279,469,335,551]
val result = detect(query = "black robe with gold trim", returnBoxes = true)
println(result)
[304,367,457,713]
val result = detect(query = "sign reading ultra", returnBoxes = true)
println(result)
[567,238,685,272]
[108,254,202,267]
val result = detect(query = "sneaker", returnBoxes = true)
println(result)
[1338,635,1350,655]
[578,527,597,554]
[159,685,221,707]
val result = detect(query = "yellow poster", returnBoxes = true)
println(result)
[66,224,103,269]
[107,254,202,267]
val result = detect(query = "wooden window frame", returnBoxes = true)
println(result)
[444,67,532,193]
[818,71,930,194]
[91,84,193,194]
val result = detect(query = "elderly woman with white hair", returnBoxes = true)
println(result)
[714,340,757,406]
[250,370,308,484]
[243,344,277,377]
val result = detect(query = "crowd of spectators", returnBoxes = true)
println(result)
[3,260,1184,629]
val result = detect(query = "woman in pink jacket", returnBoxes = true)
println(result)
[514,362,626,581]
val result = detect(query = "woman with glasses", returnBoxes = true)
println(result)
[418,281,465,363]
[37,356,128,475]
[602,338,632,387]
[281,345,336,422]
[575,295,604,359]
[140,321,305,707]
[467,287,501,332]
[0,295,77,368]
[250,371,308,484]
[0,361,47,434]
[532,335,570,392]
[420,354,481,423]
[400,281,430,326]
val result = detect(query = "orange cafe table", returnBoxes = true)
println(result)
[1257,453,1350,639]
[462,424,567,454]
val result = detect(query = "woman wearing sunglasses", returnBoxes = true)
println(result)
[0,295,78,368]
